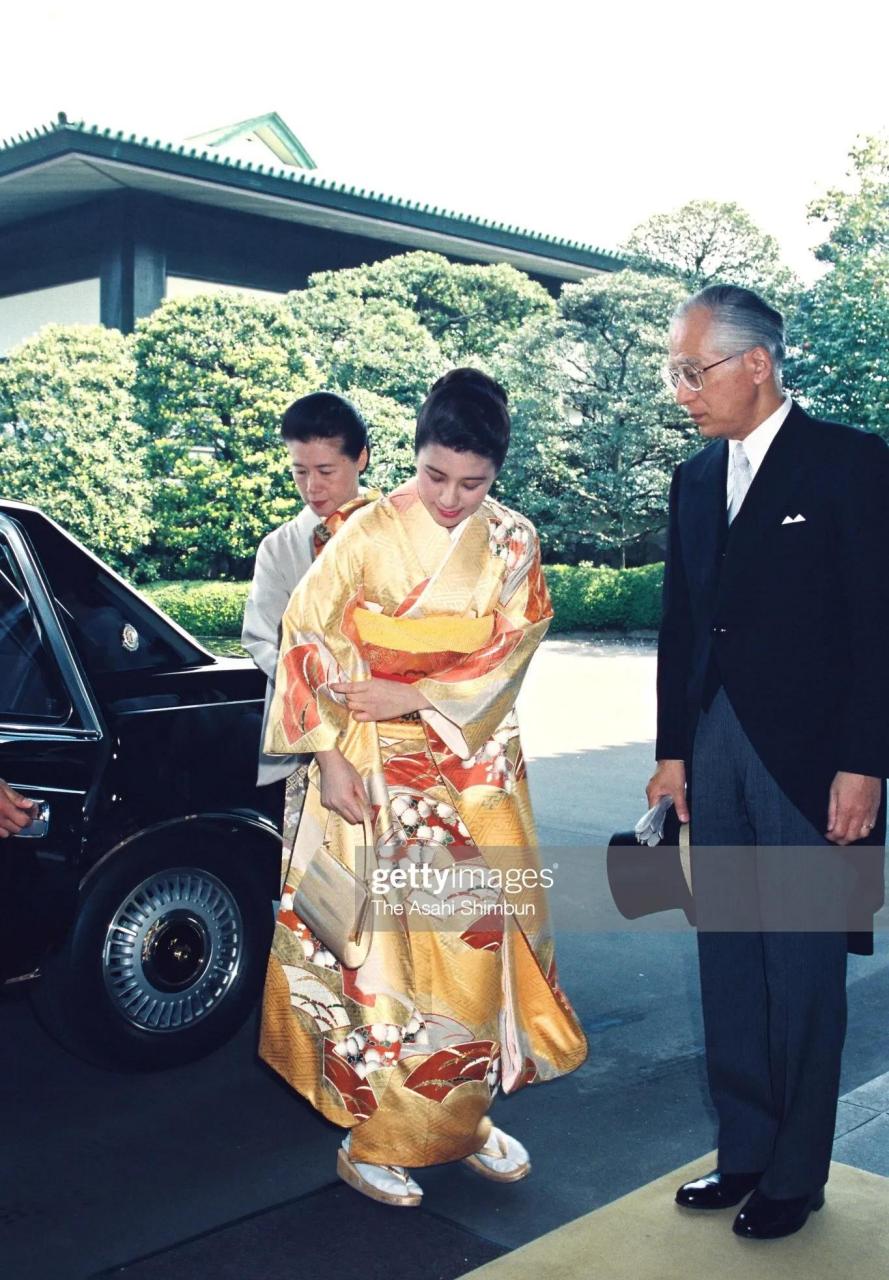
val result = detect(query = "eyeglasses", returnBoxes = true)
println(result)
[663,351,749,393]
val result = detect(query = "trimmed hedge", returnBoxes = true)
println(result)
[146,581,251,637]
[546,562,663,633]
[144,564,664,639]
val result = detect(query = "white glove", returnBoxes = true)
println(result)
[634,795,674,847]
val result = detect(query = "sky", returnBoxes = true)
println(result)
[3,1,886,282]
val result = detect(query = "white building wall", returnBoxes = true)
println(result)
[165,276,285,303]
[0,279,102,354]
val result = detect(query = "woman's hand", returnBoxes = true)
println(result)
[330,679,430,723]
[315,749,370,824]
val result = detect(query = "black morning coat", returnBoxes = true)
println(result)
[655,402,889,953]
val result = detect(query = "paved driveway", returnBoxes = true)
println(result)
[1,636,886,1280]
[519,634,658,842]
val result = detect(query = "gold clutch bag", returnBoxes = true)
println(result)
[290,816,375,969]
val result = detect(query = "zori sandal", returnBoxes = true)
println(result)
[462,1127,531,1182]
[337,1143,423,1207]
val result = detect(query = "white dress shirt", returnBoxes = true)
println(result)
[726,394,793,508]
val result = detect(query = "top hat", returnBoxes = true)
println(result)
[607,807,695,925]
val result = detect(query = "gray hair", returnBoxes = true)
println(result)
[674,284,786,379]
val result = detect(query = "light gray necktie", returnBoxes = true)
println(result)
[727,443,753,524]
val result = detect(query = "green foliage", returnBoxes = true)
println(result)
[490,315,584,556]
[13,232,849,582]
[556,272,700,565]
[347,388,416,492]
[286,290,444,411]
[495,271,697,565]
[145,567,664,637]
[300,251,555,362]
[145,580,250,636]
[622,199,799,307]
[546,562,663,632]
[133,294,319,578]
[788,136,889,437]
[788,254,889,436]
[0,325,151,572]
[808,135,889,264]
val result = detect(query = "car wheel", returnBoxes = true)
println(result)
[29,836,274,1070]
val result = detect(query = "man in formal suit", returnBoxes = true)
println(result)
[648,284,889,1240]
[242,392,373,786]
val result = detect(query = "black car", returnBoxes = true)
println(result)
[1,500,284,1070]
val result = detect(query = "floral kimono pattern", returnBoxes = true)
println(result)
[260,480,587,1166]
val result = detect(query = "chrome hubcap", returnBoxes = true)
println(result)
[103,868,243,1032]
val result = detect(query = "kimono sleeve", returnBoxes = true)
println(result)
[416,532,553,759]
[263,515,369,756]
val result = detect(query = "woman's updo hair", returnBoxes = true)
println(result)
[415,368,511,472]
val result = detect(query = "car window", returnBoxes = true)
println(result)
[0,506,210,683]
[53,569,195,680]
[0,544,71,723]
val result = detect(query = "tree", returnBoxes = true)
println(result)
[488,317,585,560]
[807,134,889,264]
[494,271,697,566]
[299,250,555,362]
[287,290,445,411]
[788,135,888,436]
[559,271,699,566]
[347,388,416,493]
[789,255,888,437]
[622,200,798,306]
[0,325,152,572]
[133,294,319,578]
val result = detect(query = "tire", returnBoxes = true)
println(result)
[29,834,274,1071]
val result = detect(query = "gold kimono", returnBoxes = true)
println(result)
[260,480,586,1166]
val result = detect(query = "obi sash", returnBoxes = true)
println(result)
[352,607,494,681]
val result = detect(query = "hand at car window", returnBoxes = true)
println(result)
[0,779,37,838]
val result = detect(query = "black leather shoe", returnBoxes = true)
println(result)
[676,1169,763,1210]
[732,1187,825,1239]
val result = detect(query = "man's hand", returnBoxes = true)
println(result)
[646,759,689,824]
[315,749,371,825]
[330,679,430,723]
[826,771,881,846]
[0,780,38,838]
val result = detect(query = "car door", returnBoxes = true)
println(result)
[0,513,106,979]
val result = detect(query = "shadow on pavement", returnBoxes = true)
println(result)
[1,734,887,1280]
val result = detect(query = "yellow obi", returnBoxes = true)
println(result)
[353,608,493,654]
[352,607,494,680]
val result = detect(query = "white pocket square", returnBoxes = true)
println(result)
[781,514,806,525]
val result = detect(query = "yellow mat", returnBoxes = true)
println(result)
[460,1154,889,1279]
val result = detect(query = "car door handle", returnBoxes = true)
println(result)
[16,801,51,839]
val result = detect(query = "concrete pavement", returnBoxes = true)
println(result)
[1,636,886,1280]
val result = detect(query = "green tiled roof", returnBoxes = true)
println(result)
[186,111,317,170]
[0,115,626,274]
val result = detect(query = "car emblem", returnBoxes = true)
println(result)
[121,623,140,652]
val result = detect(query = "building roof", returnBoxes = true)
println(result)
[186,112,317,170]
[0,115,626,282]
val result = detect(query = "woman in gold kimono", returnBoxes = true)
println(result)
[261,369,587,1207]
